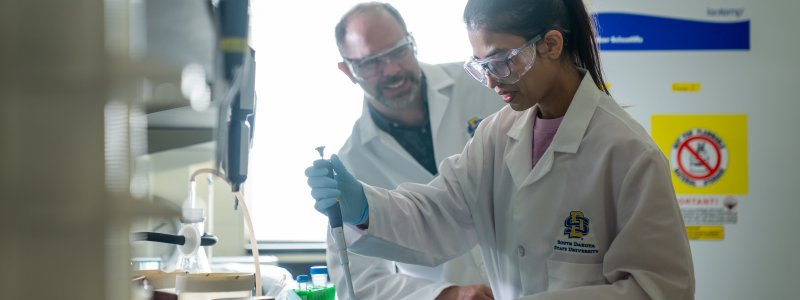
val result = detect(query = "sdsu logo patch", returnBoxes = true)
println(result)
[563,211,590,239]
[466,116,484,138]
[670,129,728,187]
[554,211,599,254]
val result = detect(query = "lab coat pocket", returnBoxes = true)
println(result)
[546,260,606,291]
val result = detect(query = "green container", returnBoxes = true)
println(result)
[293,285,336,300]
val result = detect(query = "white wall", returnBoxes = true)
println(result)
[594,0,800,299]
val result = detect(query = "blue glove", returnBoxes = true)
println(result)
[305,154,369,225]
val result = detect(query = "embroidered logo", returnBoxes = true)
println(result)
[466,116,484,137]
[554,211,598,254]
[563,211,590,239]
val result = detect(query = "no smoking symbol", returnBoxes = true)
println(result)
[670,129,728,187]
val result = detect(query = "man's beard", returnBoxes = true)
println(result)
[370,72,420,109]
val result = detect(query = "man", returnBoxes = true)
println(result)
[327,2,504,300]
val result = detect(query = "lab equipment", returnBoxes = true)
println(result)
[296,275,310,291]
[133,208,218,273]
[131,257,161,271]
[133,0,263,290]
[293,286,336,300]
[309,266,328,288]
[314,146,345,227]
[216,0,257,194]
[314,147,358,300]
[307,154,368,224]
[291,268,336,300]
[176,208,212,273]
[174,272,255,300]
[136,167,265,296]
[189,168,264,295]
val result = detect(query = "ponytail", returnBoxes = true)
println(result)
[562,0,608,94]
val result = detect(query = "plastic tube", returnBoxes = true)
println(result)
[233,190,262,297]
[190,168,262,297]
[206,174,214,261]
[190,180,197,208]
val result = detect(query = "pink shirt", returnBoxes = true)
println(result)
[532,115,563,167]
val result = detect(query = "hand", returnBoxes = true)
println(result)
[305,154,369,225]
[435,284,494,300]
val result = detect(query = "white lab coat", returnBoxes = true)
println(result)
[350,72,696,300]
[329,62,505,300]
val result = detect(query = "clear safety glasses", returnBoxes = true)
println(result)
[464,33,543,86]
[343,35,417,81]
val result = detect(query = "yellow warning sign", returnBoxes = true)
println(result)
[652,115,747,195]
[686,226,724,240]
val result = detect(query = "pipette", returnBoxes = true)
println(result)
[315,146,358,300]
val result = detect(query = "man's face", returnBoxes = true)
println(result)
[339,11,422,110]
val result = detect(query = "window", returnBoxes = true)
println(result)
[247,0,471,244]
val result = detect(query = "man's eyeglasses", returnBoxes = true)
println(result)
[464,33,543,86]
[343,35,416,81]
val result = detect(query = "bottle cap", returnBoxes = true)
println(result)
[296,275,310,283]
[309,266,328,275]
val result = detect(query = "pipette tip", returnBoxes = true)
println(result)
[315,146,325,158]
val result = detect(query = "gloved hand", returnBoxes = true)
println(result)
[305,154,369,225]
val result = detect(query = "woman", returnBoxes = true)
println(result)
[306,0,695,299]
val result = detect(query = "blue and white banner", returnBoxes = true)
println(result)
[594,12,750,51]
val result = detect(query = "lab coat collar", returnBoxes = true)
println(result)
[357,97,380,145]
[420,62,455,140]
[548,70,600,154]
[357,63,455,145]
[505,70,600,187]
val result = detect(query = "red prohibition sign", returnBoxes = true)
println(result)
[677,135,721,180]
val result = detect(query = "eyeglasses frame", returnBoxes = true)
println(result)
[463,32,546,85]
[342,34,417,81]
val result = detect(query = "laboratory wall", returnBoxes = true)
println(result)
[593,0,799,299]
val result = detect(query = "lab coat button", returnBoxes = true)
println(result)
[517,245,526,257]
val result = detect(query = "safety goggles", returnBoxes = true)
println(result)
[464,33,543,86]
[343,35,416,81]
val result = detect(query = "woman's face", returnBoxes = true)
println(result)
[468,28,556,111]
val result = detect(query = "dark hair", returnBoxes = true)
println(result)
[463,0,609,94]
[335,2,408,55]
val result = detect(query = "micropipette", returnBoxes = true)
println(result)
[315,146,358,300]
